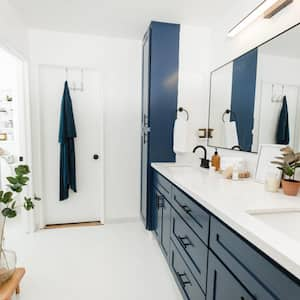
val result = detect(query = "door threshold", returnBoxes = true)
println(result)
[44,221,102,229]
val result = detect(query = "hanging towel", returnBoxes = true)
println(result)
[59,81,77,201]
[173,118,188,153]
[276,96,289,145]
[223,121,239,149]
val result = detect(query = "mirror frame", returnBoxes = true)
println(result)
[207,21,300,153]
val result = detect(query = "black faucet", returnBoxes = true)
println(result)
[193,145,210,169]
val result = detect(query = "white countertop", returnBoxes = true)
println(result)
[151,162,300,280]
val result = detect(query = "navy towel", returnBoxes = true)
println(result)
[276,96,289,145]
[59,81,77,201]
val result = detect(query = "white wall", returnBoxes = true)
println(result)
[211,1,300,69]
[178,2,300,173]
[176,25,212,163]
[29,29,142,223]
[0,0,28,58]
[209,62,233,149]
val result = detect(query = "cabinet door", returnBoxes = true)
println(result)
[161,199,171,258]
[207,252,255,300]
[140,29,150,226]
[154,188,163,240]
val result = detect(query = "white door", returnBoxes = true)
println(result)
[39,66,104,225]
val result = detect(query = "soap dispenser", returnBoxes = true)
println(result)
[211,148,221,171]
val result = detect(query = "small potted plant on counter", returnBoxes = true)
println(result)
[272,146,300,196]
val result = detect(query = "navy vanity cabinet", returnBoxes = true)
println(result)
[151,169,300,300]
[170,208,208,293]
[170,242,206,300]
[140,21,180,230]
[207,251,255,300]
[209,217,300,300]
[153,172,172,259]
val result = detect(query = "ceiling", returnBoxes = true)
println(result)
[9,0,241,39]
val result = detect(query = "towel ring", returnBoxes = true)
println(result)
[177,107,189,121]
[222,109,237,123]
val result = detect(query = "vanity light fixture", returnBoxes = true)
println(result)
[228,0,293,37]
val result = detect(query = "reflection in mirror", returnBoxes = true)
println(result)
[208,23,300,153]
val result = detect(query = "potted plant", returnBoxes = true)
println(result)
[272,146,300,196]
[0,164,40,284]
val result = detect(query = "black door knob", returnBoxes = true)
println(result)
[93,154,99,160]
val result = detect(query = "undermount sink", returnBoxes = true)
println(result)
[248,209,300,243]
[165,165,194,172]
[164,165,204,178]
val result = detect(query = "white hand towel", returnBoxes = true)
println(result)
[173,118,188,153]
[223,121,239,148]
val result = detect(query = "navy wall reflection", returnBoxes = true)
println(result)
[230,48,258,152]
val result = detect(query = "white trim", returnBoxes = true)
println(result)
[0,44,35,232]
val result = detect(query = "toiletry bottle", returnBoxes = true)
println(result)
[211,148,221,171]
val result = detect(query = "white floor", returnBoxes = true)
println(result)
[5,221,182,300]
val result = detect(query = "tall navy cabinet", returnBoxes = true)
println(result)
[141,21,180,230]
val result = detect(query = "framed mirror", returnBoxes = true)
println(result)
[208,22,300,153]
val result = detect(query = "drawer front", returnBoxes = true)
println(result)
[170,242,205,300]
[210,217,300,299]
[207,251,255,300]
[172,187,210,245]
[171,209,208,293]
[153,171,172,201]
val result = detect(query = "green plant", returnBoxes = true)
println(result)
[271,147,300,181]
[0,165,40,250]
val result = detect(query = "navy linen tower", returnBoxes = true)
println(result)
[59,81,77,201]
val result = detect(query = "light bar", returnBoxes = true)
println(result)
[228,0,278,38]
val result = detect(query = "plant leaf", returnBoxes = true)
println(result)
[2,192,13,204]
[9,184,22,193]
[6,177,18,184]
[24,197,34,211]
[17,176,29,185]
[34,195,41,201]
[2,207,17,218]
[15,165,30,176]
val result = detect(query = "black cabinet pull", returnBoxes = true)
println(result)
[181,205,192,214]
[178,235,193,249]
[156,194,165,208]
[176,272,192,288]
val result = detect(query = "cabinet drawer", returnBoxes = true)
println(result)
[170,242,205,300]
[210,217,300,299]
[207,251,255,300]
[172,187,210,245]
[153,171,172,201]
[171,209,208,293]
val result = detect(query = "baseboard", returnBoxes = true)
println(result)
[44,221,102,229]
